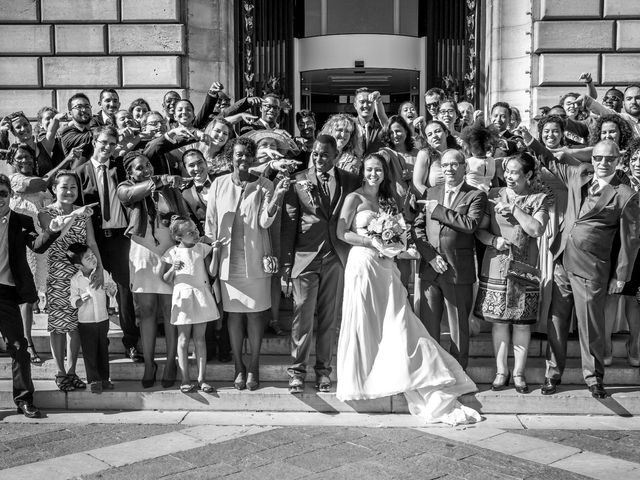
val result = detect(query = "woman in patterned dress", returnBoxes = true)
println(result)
[38,171,104,392]
[474,152,552,394]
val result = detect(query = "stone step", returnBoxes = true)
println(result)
[2,380,640,416]
[26,326,638,360]
[5,355,640,385]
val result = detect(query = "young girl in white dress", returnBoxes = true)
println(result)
[162,216,220,393]
[336,154,482,425]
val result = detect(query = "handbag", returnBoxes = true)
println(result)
[506,257,541,287]
[262,226,279,274]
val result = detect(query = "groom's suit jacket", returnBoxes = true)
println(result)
[8,211,60,304]
[281,166,360,278]
[413,182,487,285]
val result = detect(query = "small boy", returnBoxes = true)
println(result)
[67,243,112,394]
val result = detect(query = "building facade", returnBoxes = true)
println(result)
[1,0,640,128]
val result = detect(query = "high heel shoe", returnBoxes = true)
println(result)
[512,374,529,394]
[491,371,510,391]
[234,372,246,390]
[246,373,259,391]
[141,362,157,389]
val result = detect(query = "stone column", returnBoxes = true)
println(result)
[482,0,533,122]
[186,0,235,103]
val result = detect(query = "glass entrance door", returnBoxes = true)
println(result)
[300,68,420,128]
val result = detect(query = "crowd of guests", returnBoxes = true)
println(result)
[1,72,639,418]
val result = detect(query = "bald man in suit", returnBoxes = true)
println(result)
[541,140,640,398]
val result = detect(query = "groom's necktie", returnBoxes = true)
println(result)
[318,171,331,210]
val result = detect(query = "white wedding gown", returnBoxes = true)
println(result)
[336,210,482,425]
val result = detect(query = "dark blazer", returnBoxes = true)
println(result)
[8,211,60,304]
[181,179,211,235]
[542,155,640,283]
[142,134,195,176]
[76,158,129,232]
[413,182,487,284]
[89,112,114,129]
[280,166,360,278]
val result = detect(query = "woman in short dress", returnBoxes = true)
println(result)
[474,152,552,394]
[205,137,289,391]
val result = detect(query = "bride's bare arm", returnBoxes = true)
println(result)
[337,193,373,247]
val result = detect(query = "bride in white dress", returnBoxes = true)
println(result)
[335,154,482,425]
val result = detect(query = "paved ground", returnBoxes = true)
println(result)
[0,412,639,479]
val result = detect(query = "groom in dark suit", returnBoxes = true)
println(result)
[0,174,69,418]
[542,140,640,398]
[412,149,487,369]
[281,135,360,393]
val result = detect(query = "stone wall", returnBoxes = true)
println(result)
[0,0,234,118]
[531,0,640,114]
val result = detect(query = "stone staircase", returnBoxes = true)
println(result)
[1,313,639,416]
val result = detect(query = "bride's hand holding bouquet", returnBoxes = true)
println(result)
[367,211,408,258]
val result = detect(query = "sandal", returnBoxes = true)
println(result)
[67,373,87,389]
[55,374,75,392]
[27,344,42,365]
[199,382,215,393]
[180,383,196,393]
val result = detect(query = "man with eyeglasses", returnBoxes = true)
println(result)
[424,87,445,121]
[59,93,95,161]
[578,84,640,137]
[239,93,282,135]
[412,149,487,370]
[75,126,143,364]
[542,140,640,399]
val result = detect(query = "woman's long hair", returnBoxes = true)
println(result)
[320,114,362,157]
[382,115,415,152]
[363,153,398,214]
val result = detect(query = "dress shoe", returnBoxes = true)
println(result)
[246,373,259,391]
[540,377,561,395]
[16,402,42,419]
[289,376,304,394]
[315,375,332,393]
[90,381,103,394]
[491,372,510,391]
[588,383,608,399]
[141,362,158,389]
[512,374,529,394]
[125,347,144,363]
[102,380,115,390]
[234,372,246,390]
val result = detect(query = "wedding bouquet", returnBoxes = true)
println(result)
[366,211,408,258]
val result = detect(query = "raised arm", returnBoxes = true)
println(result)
[193,82,223,129]
[579,72,598,100]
